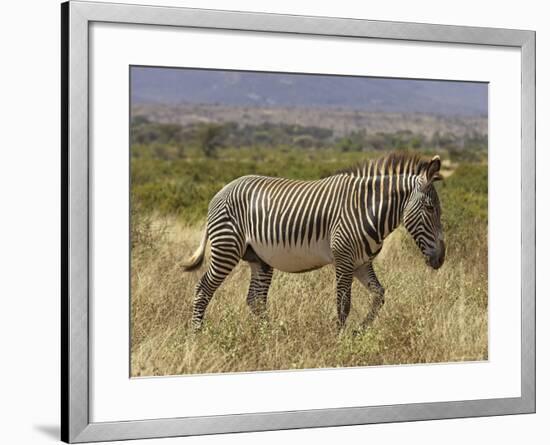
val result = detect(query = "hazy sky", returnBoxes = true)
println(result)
[131,66,488,116]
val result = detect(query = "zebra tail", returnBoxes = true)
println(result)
[182,227,208,271]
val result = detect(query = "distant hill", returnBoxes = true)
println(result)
[131,67,488,117]
[132,103,487,140]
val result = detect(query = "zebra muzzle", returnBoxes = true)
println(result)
[426,241,445,269]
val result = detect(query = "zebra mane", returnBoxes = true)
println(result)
[331,152,430,178]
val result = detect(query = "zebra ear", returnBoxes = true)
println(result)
[426,155,442,183]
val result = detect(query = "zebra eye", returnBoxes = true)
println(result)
[425,203,434,212]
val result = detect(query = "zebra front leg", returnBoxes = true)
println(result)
[192,237,242,331]
[246,261,273,317]
[354,262,385,329]
[335,262,354,329]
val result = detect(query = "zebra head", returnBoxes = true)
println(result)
[403,155,445,270]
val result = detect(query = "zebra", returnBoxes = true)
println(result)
[183,152,445,331]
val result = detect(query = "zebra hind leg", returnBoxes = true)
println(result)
[242,245,273,317]
[354,262,385,330]
[191,236,243,331]
[246,261,273,317]
[334,261,354,330]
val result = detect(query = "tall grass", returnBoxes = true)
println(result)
[130,152,488,376]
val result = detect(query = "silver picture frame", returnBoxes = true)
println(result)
[61,1,536,442]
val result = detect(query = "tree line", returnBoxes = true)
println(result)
[130,116,487,161]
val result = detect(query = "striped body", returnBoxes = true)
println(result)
[185,153,446,330]
[219,174,399,272]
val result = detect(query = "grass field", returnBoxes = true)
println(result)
[130,147,488,377]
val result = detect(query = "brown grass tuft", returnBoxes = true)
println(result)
[131,218,487,377]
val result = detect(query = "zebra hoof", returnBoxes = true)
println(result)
[351,326,370,337]
[191,321,204,334]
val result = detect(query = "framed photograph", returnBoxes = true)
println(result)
[62,1,535,442]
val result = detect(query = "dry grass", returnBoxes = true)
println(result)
[130,217,487,377]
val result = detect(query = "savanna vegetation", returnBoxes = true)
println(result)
[130,119,488,376]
